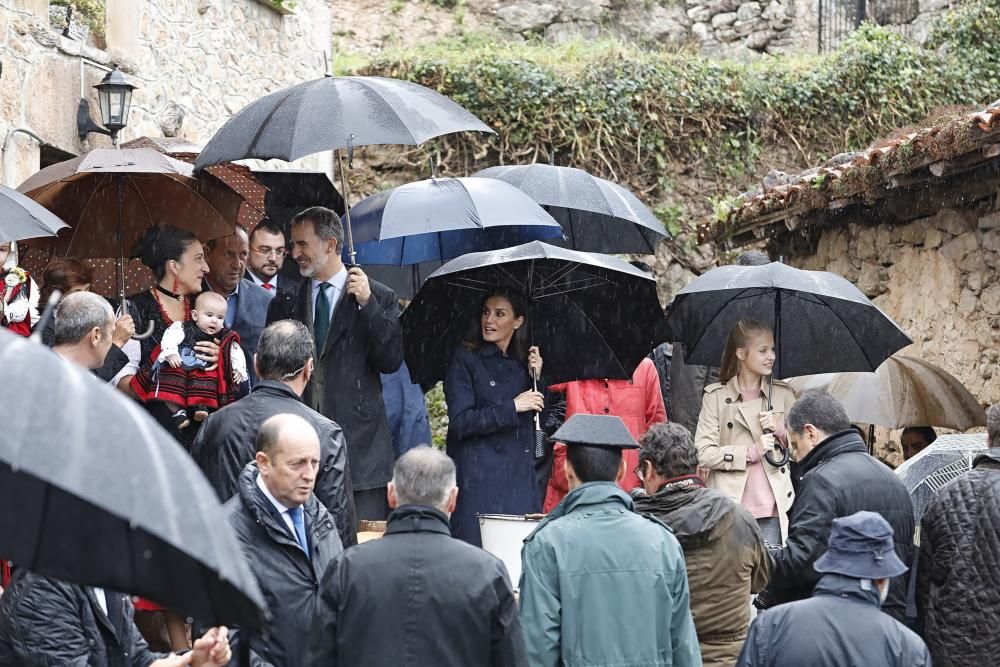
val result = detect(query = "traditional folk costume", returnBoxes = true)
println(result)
[130,320,248,420]
[1,244,39,337]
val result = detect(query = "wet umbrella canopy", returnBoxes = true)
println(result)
[666,261,912,378]
[194,76,495,168]
[0,184,68,244]
[402,241,666,386]
[789,355,987,431]
[348,176,563,266]
[0,331,267,628]
[17,148,238,259]
[473,163,668,254]
[895,433,988,523]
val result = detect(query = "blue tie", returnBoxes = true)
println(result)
[288,506,309,557]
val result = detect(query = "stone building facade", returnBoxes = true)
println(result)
[710,103,1000,412]
[0,0,333,187]
[491,0,955,57]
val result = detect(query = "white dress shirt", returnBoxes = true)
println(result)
[256,471,299,537]
[311,267,348,325]
[248,270,280,292]
[91,587,108,616]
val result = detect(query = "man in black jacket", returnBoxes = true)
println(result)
[267,206,402,521]
[191,319,356,547]
[916,404,1000,667]
[225,413,344,667]
[739,512,930,667]
[758,389,915,622]
[308,446,527,666]
[0,570,233,666]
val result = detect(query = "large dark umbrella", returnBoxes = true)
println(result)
[194,76,495,262]
[473,163,668,254]
[895,433,987,523]
[665,261,912,378]
[0,330,266,627]
[0,184,68,244]
[349,176,563,266]
[402,241,666,387]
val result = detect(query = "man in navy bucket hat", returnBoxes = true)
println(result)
[736,511,930,667]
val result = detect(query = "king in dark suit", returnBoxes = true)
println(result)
[204,228,274,386]
[268,206,403,521]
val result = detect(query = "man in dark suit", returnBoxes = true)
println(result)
[246,220,302,295]
[267,206,403,521]
[204,227,273,386]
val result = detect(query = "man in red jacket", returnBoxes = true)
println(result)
[543,357,667,511]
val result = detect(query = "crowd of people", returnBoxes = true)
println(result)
[0,209,998,666]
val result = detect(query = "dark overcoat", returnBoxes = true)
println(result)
[267,276,402,491]
[444,343,542,546]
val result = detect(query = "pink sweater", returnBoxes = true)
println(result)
[738,386,781,520]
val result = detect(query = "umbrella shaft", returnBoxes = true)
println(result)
[336,149,356,265]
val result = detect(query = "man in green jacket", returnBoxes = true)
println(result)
[519,414,702,667]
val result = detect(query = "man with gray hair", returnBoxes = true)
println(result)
[755,389,914,623]
[635,422,770,666]
[308,446,527,666]
[52,291,116,370]
[268,205,403,522]
[192,319,356,547]
[916,403,1000,667]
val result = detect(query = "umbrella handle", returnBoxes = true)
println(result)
[532,368,542,431]
[133,320,155,340]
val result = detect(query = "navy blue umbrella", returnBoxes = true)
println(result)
[348,177,563,294]
[473,163,668,254]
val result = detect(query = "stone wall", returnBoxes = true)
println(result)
[491,0,954,57]
[773,206,1000,412]
[0,0,332,186]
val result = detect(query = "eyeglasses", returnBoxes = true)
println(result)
[251,246,287,258]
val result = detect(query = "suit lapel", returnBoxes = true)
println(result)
[321,290,355,357]
[84,588,120,643]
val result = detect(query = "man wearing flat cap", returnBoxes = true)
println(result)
[737,511,930,667]
[519,414,702,667]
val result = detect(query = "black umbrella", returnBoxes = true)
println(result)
[665,261,912,378]
[472,163,668,254]
[194,76,495,262]
[0,183,68,244]
[402,241,666,387]
[0,330,266,628]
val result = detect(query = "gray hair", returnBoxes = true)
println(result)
[639,422,698,479]
[293,206,344,249]
[988,404,1000,449]
[787,389,851,436]
[391,446,456,511]
[256,320,314,381]
[736,250,770,266]
[53,292,114,346]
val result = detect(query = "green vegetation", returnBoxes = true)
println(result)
[50,0,106,40]
[347,3,1000,235]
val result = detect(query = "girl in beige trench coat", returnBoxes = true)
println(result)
[694,319,796,544]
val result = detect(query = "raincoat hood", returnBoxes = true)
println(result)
[635,484,734,547]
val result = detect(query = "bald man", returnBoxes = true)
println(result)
[225,413,344,666]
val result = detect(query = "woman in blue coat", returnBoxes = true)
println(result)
[445,287,545,545]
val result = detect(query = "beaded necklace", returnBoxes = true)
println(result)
[151,287,191,325]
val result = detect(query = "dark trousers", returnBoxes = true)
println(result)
[353,487,390,522]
